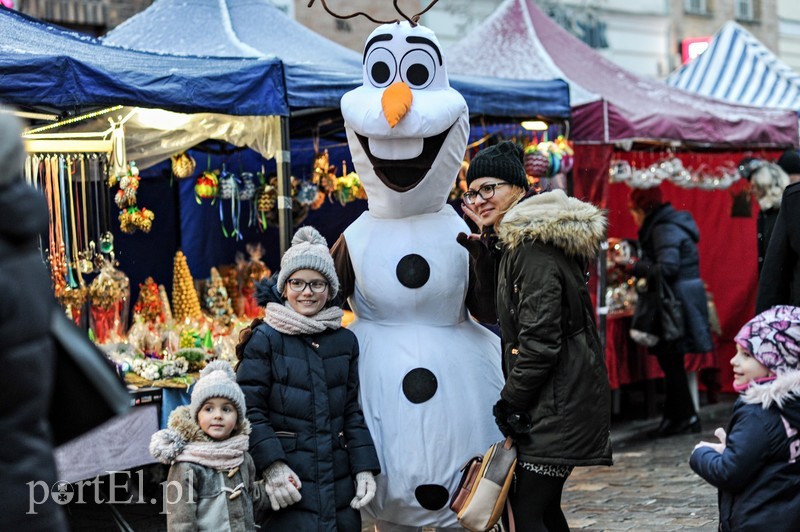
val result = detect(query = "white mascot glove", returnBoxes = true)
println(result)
[350,471,376,510]
[263,460,302,511]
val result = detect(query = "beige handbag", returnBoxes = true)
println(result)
[450,437,517,532]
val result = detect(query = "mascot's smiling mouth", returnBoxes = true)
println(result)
[355,126,452,192]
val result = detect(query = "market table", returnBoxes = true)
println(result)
[605,313,716,390]
[55,404,160,484]
[54,379,194,483]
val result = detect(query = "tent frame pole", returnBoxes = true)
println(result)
[277,116,293,257]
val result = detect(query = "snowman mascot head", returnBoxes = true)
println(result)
[341,20,469,218]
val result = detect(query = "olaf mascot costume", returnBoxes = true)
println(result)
[333,20,504,531]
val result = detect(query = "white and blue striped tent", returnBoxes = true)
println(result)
[666,21,800,112]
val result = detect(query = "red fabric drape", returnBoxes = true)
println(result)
[573,146,783,392]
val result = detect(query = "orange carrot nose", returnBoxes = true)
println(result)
[382,82,413,128]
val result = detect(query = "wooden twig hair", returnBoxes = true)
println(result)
[307,0,440,27]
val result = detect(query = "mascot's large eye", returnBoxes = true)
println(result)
[400,49,436,89]
[366,47,397,88]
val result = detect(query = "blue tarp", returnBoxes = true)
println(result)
[666,22,800,113]
[102,0,570,118]
[0,7,287,116]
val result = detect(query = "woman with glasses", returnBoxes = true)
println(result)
[236,226,380,531]
[458,141,612,531]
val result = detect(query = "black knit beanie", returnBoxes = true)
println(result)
[777,149,800,176]
[466,141,529,191]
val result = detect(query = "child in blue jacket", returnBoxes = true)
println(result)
[690,305,800,532]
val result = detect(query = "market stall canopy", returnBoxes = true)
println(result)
[666,21,800,113]
[0,7,287,117]
[101,0,570,119]
[446,0,797,147]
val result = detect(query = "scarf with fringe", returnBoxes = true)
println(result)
[265,302,343,335]
[174,434,250,470]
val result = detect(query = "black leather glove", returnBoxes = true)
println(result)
[493,398,533,437]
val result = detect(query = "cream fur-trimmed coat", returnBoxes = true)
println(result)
[150,406,267,531]
[497,189,607,258]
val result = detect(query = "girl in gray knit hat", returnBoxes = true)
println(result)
[235,226,380,531]
[149,360,269,530]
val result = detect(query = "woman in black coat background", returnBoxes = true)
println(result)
[628,187,713,438]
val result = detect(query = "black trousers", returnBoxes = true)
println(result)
[506,466,570,532]
[655,351,697,421]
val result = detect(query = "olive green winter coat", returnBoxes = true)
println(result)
[495,189,612,466]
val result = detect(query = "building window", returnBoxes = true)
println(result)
[684,0,708,15]
[735,0,756,21]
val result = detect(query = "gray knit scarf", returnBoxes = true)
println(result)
[265,302,343,335]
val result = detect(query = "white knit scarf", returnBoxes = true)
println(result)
[174,433,250,470]
[265,302,343,335]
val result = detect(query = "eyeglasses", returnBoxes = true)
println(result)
[462,182,511,205]
[286,278,329,293]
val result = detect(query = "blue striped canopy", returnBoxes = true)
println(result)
[666,22,800,112]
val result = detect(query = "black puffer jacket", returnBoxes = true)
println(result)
[236,284,380,532]
[494,190,612,466]
[690,370,800,532]
[757,182,800,312]
[633,202,713,354]
[0,181,68,531]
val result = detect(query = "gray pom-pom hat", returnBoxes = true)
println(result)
[189,360,247,423]
[276,226,340,298]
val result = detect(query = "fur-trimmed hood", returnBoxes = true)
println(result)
[149,405,251,464]
[496,189,606,260]
[742,370,800,423]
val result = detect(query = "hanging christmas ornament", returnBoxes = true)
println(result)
[171,152,196,179]
[195,170,220,204]
[524,148,550,178]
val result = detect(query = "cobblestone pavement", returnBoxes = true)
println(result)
[562,400,733,531]
[67,399,734,531]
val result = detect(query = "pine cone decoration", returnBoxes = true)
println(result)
[171,251,203,321]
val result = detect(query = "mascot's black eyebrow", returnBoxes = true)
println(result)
[363,33,393,63]
[406,36,442,65]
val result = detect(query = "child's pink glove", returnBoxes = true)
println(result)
[350,471,376,510]
[263,461,302,511]
[693,427,727,454]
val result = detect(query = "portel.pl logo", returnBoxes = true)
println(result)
[27,470,194,515]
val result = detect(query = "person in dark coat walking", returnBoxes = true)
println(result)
[747,162,789,275]
[756,180,800,313]
[0,109,69,531]
[690,305,800,532]
[627,187,713,438]
[459,141,612,531]
[236,226,380,531]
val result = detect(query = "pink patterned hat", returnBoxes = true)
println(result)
[735,305,800,375]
